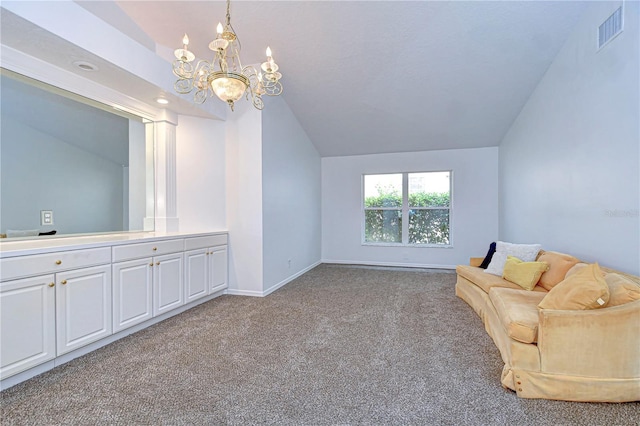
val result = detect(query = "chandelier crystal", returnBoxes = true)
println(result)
[172,0,283,111]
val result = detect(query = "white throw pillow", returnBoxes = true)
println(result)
[484,241,542,276]
[484,252,507,275]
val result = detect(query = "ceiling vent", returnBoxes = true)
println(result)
[598,6,623,50]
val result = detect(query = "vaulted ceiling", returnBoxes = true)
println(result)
[3,1,590,157]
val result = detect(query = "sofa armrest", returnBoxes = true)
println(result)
[537,300,640,379]
[469,257,484,267]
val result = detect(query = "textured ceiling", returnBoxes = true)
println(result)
[4,1,590,157]
[112,1,589,157]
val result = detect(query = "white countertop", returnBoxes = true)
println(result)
[0,231,228,258]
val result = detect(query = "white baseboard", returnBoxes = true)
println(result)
[321,259,456,270]
[262,261,321,296]
[224,288,264,297]
[225,261,322,298]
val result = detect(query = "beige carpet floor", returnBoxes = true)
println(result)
[1,264,638,425]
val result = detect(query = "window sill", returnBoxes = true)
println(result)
[361,242,453,249]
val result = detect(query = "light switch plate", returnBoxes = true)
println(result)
[41,210,54,226]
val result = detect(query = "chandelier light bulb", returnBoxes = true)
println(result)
[217,22,223,36]
[266,46,272,59]
[174,33,195,62]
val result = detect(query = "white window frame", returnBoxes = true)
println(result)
[362,170,453,248]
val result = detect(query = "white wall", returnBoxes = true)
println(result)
[499,1,639,274]
[322,147,499,268]
[176,115,226,232]
[1,120,124,235]
[261,97,322,293]
[225,101,264,294]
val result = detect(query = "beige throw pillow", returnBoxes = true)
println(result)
[565,262,589,278]
[538,263,610,310]
[536,251,580,291]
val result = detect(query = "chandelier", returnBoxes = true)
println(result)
[172,0,283,111]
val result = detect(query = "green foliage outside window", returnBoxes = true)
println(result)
[364,187,450,244]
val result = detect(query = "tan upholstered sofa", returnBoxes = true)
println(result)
[455,250,640,402]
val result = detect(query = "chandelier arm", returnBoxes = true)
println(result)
[264,81,283,97]
[248,89,264,110]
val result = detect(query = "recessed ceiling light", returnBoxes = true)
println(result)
[155,97,170,105]
[72,61,99,72]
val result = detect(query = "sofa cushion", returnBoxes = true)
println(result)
[536,251,580,291]
[489,287,546,344]
[502,256,549,291]
[604,273,640,307]
[538,263,610,310]
[484,241,542,276]
[457,265,547,294]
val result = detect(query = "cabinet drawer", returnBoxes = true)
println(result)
[112,239,184,262]
[184,234,227,251]
[0,248,111,282]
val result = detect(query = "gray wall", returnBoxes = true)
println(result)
[262,96,322,291]
[499,1,639,274]
[321,147,499,268]
[1,119,125,235]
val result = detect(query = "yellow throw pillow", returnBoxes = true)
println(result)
[538,263,610,310]
[536,251,580,291]
[604,273,640,307]
[502,256,549,291]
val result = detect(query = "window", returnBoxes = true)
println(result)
[363,171,451,246]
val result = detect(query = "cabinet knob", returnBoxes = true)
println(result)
[55,260,62,265]
[48,282,55,288]
[149,263,154,267]
[156,262,160,266]
[61,280,67,285]
[152,247,157,251]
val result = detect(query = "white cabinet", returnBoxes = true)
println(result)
[210,245,228,294]
[184,235,228,302]
[184,248,209,303]
[112,240,184,320]
[1,263,113,374]
[112,258,153,333]
[0,275,56,379]
[153,252,184,316]
[0,232,226,385]
[56,265,112,356]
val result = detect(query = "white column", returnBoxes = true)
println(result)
[154,110,179,232]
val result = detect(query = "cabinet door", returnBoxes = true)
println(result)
[153,252,183,316]
[184,249,208,304]
[56,265,112,355]
[210,246,228,294]
[112,258,153,333]
[0,275,56,379]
